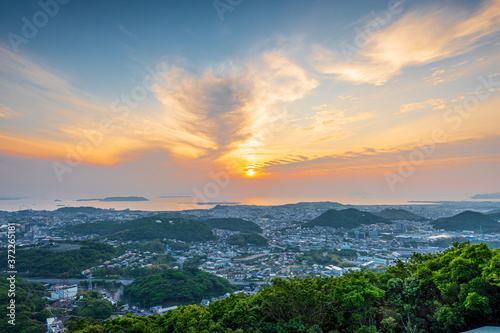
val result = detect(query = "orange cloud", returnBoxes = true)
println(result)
[151,51,319,174]
[0,45,159,166]
[0,44,324,173]
[306,107,375,129]
[253,135,500,179]
[0,106,20,119]
[398,98,449,114]
[316,0,500,85]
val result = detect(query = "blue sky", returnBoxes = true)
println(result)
[0,0,499,204]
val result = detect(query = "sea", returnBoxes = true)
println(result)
[0,195,445,212]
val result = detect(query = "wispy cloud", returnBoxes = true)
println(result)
[151,51,319,170]
[0,44,138,164]
[305,106,375,130]
[254,135,500,178]
[118,24,136,38]
[0,45,352,175]
[0,106,20,119]
[398,98,449,114]
[315,0,500,85]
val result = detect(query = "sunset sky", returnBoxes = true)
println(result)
[0,0,499,205]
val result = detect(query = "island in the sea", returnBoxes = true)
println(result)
[76,196,149,202]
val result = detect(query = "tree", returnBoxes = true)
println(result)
[74,291,113,319]
[65,243,500,333]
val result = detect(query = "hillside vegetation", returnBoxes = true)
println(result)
[432,211,500,233]
[303,208,391,228]
[205,218,263,234]
[123,267,235,307]
[55,206,109,214]
[66,216,215,242]
[297,249,343,266]
[487,211,500,221]
[74,291,113,319]
[67,242,500,333]
[226,233,268,247]
[3,242,121,278]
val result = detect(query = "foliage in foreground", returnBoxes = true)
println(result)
[69,242,500,332]
[0,278,49,333]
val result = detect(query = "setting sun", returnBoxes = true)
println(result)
[0,0,499,207]
[245,168,256,177]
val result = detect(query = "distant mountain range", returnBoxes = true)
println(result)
[471,192,500,199]
[0,196,30,200]
[197,201,240,205]
[56,206,109,214]
[432,211,500,233]
[277,201,346,210]
[303,208,391,228]
[373,209,427,221]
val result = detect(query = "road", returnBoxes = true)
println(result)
[233,253,270,262]
[228,280,269,285]
[25,278,135,285]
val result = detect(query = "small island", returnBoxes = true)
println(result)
[76,196,149,202]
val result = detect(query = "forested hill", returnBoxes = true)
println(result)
[226,233,268,247]
[2,242,121,278]
[55,206,109,214]
[373,208,427,221]
[65,216,263,242]
[67,242,500,333]
[487,211,500,221]
[303,208,391,228]
[123,267,236,307]
[205,217,262,233]
[432,210,500,233]
[65,216,215,242]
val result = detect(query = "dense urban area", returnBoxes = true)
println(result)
[1,200,500,332]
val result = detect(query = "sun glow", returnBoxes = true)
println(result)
[245,168,256,177]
